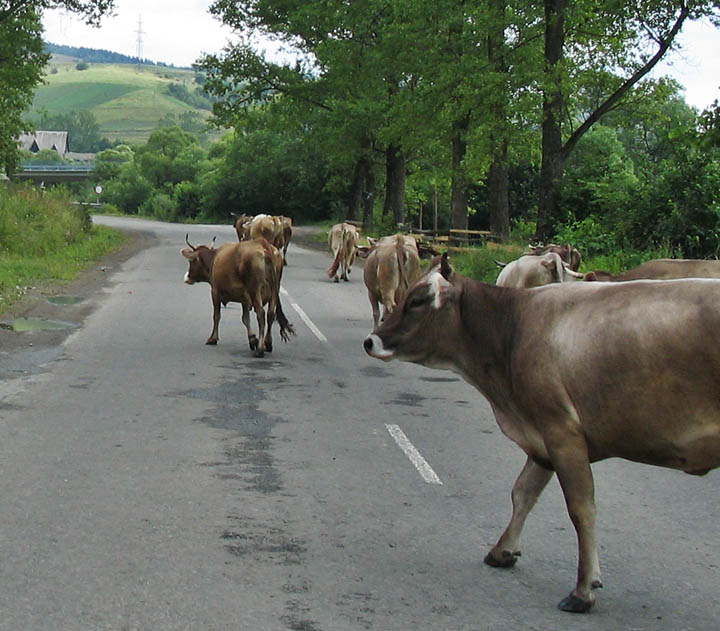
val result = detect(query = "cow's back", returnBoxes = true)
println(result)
[506,279,720,469]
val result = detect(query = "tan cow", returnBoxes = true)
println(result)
[524,243,582,271]
[364,253,720,612]
[234,214,286,258]
[496,252,584,288]
[327,222,360,282]
[182,235,295,356]
[363,234,421,329]
[584,258,720,281]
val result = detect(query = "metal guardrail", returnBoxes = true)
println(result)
[19,163,95,172]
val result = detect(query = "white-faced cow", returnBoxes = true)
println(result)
[363,234,421,329]
[496,252,584,288]
[327,222,360,282]
[584,258,720,282]
[182,235,295,356]
[364,253,720,613]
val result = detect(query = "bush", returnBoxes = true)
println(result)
[0,183,89,256]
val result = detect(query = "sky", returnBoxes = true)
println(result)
[42,2,720,111]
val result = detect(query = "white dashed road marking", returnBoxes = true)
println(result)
[281,287,328,343]
[386,424,443,485]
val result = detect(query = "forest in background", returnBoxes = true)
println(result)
[2,1,720,266]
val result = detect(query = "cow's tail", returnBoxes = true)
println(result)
[268,255,296,342]
[328,249,342,278]
[396,236,409,294]
[275,296,296,343]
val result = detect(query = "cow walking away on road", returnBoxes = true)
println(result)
[584,258,720,281]
[233,213,289,265]
[327,222,360,282]
[364,253,720,613]
[182,235,295,357]
[363,234,421,329]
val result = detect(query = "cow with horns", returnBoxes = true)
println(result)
[182,234,295,356]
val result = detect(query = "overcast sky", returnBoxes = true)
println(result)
[42,2,719,111]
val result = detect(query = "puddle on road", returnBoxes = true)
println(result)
[46,295,84,305]
[8,317,75,332]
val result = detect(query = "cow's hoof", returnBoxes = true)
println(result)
[249,335,259,351]
[558,593,594,613]
[254,349,265,358]
[484,549,520,568]
[205,339,218,345]
[333,277,339,283]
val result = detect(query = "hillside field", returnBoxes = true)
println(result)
[31,56,213,144]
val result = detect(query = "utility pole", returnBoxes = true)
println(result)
[135,15,145,61]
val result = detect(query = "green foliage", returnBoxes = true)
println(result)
[553,216,619,259]
[0,182,125,312]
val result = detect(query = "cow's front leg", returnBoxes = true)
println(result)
[546,427,602,613]
[241,303,258,351]
[206,289,221,345]
[485,455,553,568]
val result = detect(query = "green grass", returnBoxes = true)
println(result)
[31,60,210,144]
[0,184,127,313]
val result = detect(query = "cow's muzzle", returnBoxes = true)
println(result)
[363,334,394,360]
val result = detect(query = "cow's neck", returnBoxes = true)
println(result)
[453,279,520,403]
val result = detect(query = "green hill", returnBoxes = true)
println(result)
[31,57,213,144]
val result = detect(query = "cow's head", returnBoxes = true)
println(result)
[181,234,217,284]
[364,253,461,366]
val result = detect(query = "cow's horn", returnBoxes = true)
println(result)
[185,234,196,250]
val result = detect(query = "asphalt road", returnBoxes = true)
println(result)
[0,216,718,630]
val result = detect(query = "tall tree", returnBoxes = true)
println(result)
[534,0,718,241]
[0,0,115,175]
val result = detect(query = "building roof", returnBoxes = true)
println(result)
[18,131,69,157]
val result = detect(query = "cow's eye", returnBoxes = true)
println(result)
[405,292,429,310]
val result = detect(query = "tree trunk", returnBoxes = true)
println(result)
[362,166,376,230]
[487,142,510,240]
[451,118,469,230]
[487,0,510,241]
[383,143,406,226]
[348,154,370,222]
[535,0,568,243]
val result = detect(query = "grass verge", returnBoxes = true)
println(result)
[0,184,128,314]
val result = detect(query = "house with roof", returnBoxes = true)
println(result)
[18,131,69,158]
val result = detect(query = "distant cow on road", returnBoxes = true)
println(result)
[327,222,360,282]
[363,234,421,329]
[182,235,295,356]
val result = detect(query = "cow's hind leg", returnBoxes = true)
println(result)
[485,456,553,568]
[264,299,276,353]
[241,303,258,351]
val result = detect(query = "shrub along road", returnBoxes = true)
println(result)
[0,216,718,630]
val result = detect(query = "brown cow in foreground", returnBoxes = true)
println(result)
[364,253,720,613]
[327,222,360,282]
[585,258,720,281]
[182,235,295,356]
[363,234,421,329]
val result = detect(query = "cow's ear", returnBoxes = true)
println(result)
[181,248,198,260]
[440,253,454,280]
